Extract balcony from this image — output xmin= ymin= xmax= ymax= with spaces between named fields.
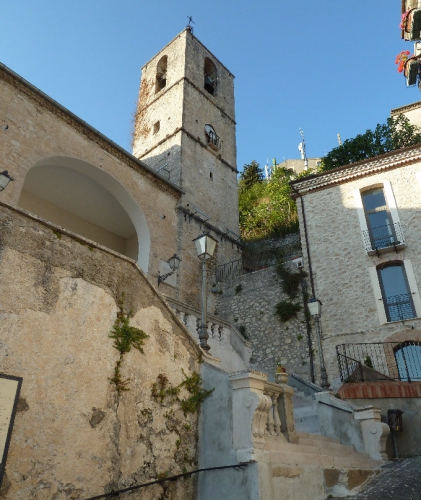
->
xmin=362 ymin=221 xmax=406 ymax=255
xmin=386 ymin=293 xmax=416 ymax=322
xmin=206 ymin=129 xmax=220 ymax=150
xmin=336 ymin=341 xmax=421 ymax=383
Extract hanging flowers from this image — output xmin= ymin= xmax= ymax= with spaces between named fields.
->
xmin=399 ymin=11 xmax=410 ymax=31
xmin=395 ymin=50 xmax=411 ymax=72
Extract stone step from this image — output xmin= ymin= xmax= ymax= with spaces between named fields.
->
xmin=268 ymin=449 xmax=383 ymax=469
xmin=297 ymin=432 xmax=341 ymax=444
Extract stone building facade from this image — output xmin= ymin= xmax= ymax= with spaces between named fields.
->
xmin=0 ymin=27 xmax=390 ymax=499
xmin=0 ymin=30 xmax=249 ymax=499
xmin=291 ymin=144 xmax=421 ymax=455
xmin=132 ymin=29 xmax=241 ymax=309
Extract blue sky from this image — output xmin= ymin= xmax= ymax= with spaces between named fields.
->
xmin=1 ymin=1 xmax=417 ymax=172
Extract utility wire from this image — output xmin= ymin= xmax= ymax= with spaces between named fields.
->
xmin=84 ymin=462 xmax=250 ymax=500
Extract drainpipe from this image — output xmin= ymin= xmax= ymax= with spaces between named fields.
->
xmin=291 ymin=184 xmax=316 ymax=383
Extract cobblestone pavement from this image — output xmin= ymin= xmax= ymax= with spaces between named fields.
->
xmin=328 ymin=456 xmax=421 ymax=500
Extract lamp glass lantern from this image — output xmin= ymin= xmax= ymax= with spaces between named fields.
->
xmin=0 ymin=171 xmax=13 ymax=191
xmin=193 ymin=232 xmax=218 ymax=260
xmin=307 ymin=298 xmax=322 ymax=318
xmin=168 ymin=254 xmax=181 ymax=271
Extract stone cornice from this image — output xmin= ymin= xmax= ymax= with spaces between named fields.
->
xmin=0 ymin=63 xmax=183 ymax=198
xmin=290 ymin=144 xmax=421 ymax=196
xmin=391 ymin=100 xmax=421 ymax=115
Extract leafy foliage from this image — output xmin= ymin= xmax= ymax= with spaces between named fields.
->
xmin=151 ymin=370 xmax=214 ymax=416
xmin=321 ymin=115 xmax=421 ymax=172
xmin=109 ymin=297 xmax=149 ymax=393
xmin=239 ymin=163 xmax=308 ymax=241
xmin=275 ymin=260 xmax=307 ymax=323
xmin=275 ymin=301 xmax=301 ymax=322
xmin=276 ymin=260 xmax=307 ymax=299
xmin=239 ymin=160 xmax=264 ymax=189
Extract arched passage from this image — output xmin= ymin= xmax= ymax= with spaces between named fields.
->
xmin=18 ymin=156 xmax=150 ymax=271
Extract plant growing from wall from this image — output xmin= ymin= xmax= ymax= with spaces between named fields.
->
xmin=274 ymin=260 xmax=307 ymax=322
xmin=275 ymin=300 xmax=301 ymax=322
xmin=109 ymin=296 xmax=149 ymax=393
xmin=151 ymin=370 xmax=214 ymax=416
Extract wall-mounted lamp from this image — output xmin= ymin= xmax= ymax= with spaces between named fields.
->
xmin=307 ymin=297 xmax=322 ymax=318
xmin=158 ymin=254 xmax=181 ymax=286
xmin=193 ymin=231 xmax=218 ymax=351
xmin=0 ymin=171 xmax=14 ymax=191
xmin=307 ymin=297 xmax=329 ymax=390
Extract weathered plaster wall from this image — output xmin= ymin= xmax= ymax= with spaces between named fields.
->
xmin=296 ymin=157 xmax=421 ymax=382
xmin=346 ymin=397 xmax=421 ymax=458
xmin=0 ymin=205 xmax=201 ymax=499
xmin=0 ymin=64 xmax=181 ymax=282
xmin=216 ymin=266 xmax=313 ymax=381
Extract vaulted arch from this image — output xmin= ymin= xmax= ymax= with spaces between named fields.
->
xmin=18 ymin=156 xmax=150 ymax=271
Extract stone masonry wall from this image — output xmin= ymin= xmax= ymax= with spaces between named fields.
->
xmin=296 ymin=155 xmax=421 ymax=383
xmin=0 ymin=204 xmax=202 ymax=500
xmin=215 ymin=265 xmax=313 ymax=382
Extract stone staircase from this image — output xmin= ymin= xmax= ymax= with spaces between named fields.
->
xmin=264 ymin=432 xmax=383 ymax=469
xmin=292 ymin=388 xmax=321 ymax=434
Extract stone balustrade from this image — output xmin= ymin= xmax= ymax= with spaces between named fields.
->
xmin=230 ymin=370 xmax=299 ymax=459
xmin=164 ymin=295 xmax=252 ymax=372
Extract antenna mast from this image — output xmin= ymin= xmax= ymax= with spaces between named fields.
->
xmin=337 ymin=133 xmax=342 ymax=146
xmin=298 ymin=128 xmax=308 ymax=171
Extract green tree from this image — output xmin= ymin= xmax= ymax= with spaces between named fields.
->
xmin=238 ymin=164 xmax=310 ymax=241
xmin=240 ymin=160 xmax=264 ymax=189
xmin=321 ymin=115 xmax=421 ymax=171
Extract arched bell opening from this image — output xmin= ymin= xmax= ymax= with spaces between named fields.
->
xmin=155 ymin=55 xmax=168 ymax=94
xmin=18 ymin=157 xmax=150 ymax=272
xmin=204 ymin=57 xmax=217 ymax=96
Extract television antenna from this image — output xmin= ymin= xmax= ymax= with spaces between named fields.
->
xmin=298 ymin=128 xmax=308 ymax=171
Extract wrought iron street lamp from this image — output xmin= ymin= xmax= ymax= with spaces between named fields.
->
xmin=158 ymin=254 xmax=181 ymax=286
xmin=307 ymin=297 xmax=329 ymax=390
xmin=0 ymin=171 xmax=13 ymax=191
xmin=193 ymin=231 xmax=218 ymax=351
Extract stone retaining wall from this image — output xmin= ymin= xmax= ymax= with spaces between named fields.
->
xmin=215 ymin=266 xmax=313 ymax=381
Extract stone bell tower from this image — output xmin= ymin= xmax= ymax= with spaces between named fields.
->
xmin=132 ymin=29 xmax=240 ymax=302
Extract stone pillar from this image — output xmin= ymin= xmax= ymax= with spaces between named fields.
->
xmin=278 ymin=384 xmax=299 ymax=443
xmin=354 ymin=406 xmax=390 ymax=461
xmin=230 ymin=370 xmax=272 ymax=452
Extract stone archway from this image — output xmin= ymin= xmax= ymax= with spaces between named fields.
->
xmin=18 ymin=156 xmax=150 ymax=271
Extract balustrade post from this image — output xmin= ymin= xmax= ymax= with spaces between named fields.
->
xmin=272 ymin=393 xmax=281 ymax=435
xmin=278 ymin=385 xmax=299 ymax=443
xmin=265 ymin=390 xmax=275 ymax=435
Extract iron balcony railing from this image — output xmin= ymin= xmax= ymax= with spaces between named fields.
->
xmin=215 ymin=241 xmax=302 ymax=283
xmin=362 ymin=221 xmax=405 ymax=254
xmin=336 ymin=341 xmax=421 ymax=383
xmin=206 ymin=130 xmax=220 ymax=148
xmin=386 ymin=293 xmax=416 ymax=322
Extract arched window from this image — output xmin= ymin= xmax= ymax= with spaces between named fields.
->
xmin=204 ymin=58 xmax=217 ymax=95
xmin=155 ymin=55 xmax=168 ymax=94
xmin=394 ymin=341 xmax=421 ymax=381
xmin=377 ymin=263 xmax=416 ymax=322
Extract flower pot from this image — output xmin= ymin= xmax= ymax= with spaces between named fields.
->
xmin=403 ymin=8 xmax=421 ymax=41
xmin=275 ymin=371 xmax=288 ymax=385
xmin=405 ymin=57 xmax=420 ymax=86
